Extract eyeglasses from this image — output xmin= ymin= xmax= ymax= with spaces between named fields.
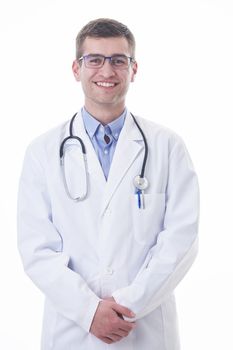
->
xmin=79 ymin=54 xmax=135 ymax=69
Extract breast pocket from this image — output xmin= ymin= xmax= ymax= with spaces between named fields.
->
xmin=131 ymin=193 xmax=165 ymax=246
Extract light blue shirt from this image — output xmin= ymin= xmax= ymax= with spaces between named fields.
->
xmin=82 ymin=107 xmax=126 ymax=179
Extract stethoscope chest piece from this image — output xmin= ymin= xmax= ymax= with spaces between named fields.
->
xmin=134 ymin=175 xmax=149 ymax=190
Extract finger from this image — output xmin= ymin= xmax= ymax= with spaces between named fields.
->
xmin=116 ymin=311 xmax=124 ymax=319
xmin=99 ymin=336 xmax=114 ymax=344
xmin=114 ymin=328 xmax=129 ymax=337
xmin=111 ymin=303 xmax=135 ymax=318
xmin=107 ymin=333 xmax=123 ymax=342
xmin=118 ymin=319 xmax=137 ymax=332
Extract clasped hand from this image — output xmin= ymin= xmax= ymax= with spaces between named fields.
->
xmin=90 ymin=297 xmax=136 ymax=344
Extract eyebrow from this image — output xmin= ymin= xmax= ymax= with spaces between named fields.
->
xmin=83 ymin=53 xmax=129 ymax=56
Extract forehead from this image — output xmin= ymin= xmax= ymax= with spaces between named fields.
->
xmin=81 ymin=37 xmax=131 ymax=55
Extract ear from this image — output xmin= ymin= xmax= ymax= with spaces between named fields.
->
xmin=130 ymin=61 xmax=138 ymax=82
xmin=72 ymin=60 xmax=81 ymax=81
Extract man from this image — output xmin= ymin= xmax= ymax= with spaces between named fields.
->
xmin=18 ymin=18 xmax=199 ymax=350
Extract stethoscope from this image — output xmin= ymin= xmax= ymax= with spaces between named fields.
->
xmin=60 ymin=112 xmax=149 ymax=209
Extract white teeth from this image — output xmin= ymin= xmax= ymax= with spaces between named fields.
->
xmin=96 ymin=82 xmax=115 ymax=87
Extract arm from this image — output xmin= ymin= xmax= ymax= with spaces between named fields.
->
xmin=17 ymin=145 xmax=100 ymax=332
xmin=112 ymin=137 xmax=199 ymax=319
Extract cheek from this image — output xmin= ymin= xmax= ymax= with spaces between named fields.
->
xmin=122 ymin=70 xmax=135 ymax=84
xmin=80 ymin=75 xmax=96 ymax=94
xmin=125 ymin=74 xmax=134 ymax=86
xmin=80 ymin=72 xmax=92 ymax=87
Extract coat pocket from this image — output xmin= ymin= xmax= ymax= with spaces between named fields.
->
xmin=131 ymin=193 xmax=165 ymax=245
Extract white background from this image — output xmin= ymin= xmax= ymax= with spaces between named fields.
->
xmin=0 ymin=0 xmax=232 ymax=348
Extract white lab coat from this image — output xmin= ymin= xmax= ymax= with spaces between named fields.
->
xmin=17 ymin=109 xmax=199 ymax=350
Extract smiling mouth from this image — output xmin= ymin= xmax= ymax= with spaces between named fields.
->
xmin=95 ymin=82 xmax=118 ymax=87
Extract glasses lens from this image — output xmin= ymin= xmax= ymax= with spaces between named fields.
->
xmin=85 ymin=55 xmax=104 ymax=68
xmin=111 ymin=55 xmax=130 ymax=68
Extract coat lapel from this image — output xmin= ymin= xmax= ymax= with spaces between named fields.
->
xmin=100 ymin=111 xmax=144 ymax=215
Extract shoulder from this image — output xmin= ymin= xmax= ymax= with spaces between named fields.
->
xmin=24 ymin=120 xmax=69 ymax=161
xmin=134 ymin=115 xmax=185 ymax=151
xmin=135 ymin=115 xmax=196 ymax=171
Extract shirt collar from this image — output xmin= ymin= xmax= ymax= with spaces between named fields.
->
xmin=81 ymin=107 xmax=100 ymax=139
xmin=81 ymin=107 xmax=126 ymax=141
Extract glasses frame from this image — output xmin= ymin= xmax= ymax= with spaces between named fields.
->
xmin=78 ymin=54 xmax=135 ymax=69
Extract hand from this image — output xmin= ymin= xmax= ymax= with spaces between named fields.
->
xmin=104 ymin=297 xmax=124 ymax=319
xmin=90 ymin=299 xmax=136 ymax=344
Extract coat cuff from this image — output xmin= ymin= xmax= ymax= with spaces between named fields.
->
xmin=82 ymin=297 xmax=101 ymax=332
xmin=112 ymin=288 xmax=138 ymax=321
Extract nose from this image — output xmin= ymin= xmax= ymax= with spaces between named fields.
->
xmin=99 ymin=58 xmax=116 ymax=77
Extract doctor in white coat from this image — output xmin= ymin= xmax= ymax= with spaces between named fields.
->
xmin=17 ymin=18 xmax=199 ymax=350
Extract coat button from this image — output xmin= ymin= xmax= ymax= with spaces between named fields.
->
xmin=106 ymin=267 xmax=114 ymax=275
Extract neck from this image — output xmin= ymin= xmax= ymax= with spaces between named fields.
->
xmin=84 ymin=102 xmax=126 ymax=125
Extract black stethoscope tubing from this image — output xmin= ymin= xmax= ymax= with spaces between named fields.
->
xmin=130 ymin=113 xmax=148 ymax=179
xmin=59 ymin=113 xmax=86 ymax=158
xmin=59 ymin=111 xmax=148 ymax=183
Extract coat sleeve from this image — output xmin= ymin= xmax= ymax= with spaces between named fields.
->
xmin=17 ymin=144 xmax=100 ymax=332
xmin=112 ymin=136 xmax=199 ymax=320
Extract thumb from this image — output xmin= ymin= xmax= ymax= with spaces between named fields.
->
xmin=111 ymin=302 xmax=135 ymax=318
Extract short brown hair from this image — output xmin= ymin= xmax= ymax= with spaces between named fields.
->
xmin=75 ymin=18 xmax=136 ymax=60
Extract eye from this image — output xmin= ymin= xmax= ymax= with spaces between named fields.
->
xmin=87 ymin=55 xmax=103 ymax=66
xmin=112 ymin=56 xmax=128 ymax=66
